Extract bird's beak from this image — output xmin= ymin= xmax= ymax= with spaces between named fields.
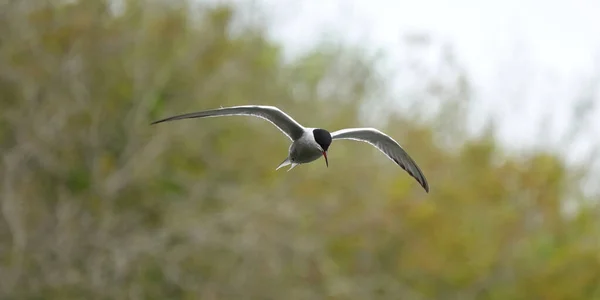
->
xmin=322 ymin=151 xmax=328 ymax=168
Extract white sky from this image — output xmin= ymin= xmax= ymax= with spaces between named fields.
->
xmin=254 ymin=0 xmax=600 ymax=165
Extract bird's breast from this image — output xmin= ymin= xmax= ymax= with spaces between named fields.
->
xmin=289 ymin=139 xmax=323 ymax=163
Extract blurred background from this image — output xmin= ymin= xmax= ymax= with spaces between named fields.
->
xmin=1 ymin=0 xmax=599 ymax=298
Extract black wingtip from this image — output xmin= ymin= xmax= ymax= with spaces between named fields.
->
xmin=150 ymin=118 xmax=169 ymax=125
xmin=393 ymin=158 xmax=429 ymax=193
xmin=418 ymin=178 xmax=429 ymax=193
xmin=420 ymin=176 xmax=430 ymax=193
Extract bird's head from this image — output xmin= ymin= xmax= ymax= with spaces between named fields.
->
xmin=313 ymin=128 xmax=332 ymax=167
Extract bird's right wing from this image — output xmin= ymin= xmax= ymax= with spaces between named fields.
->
xmin=331 ymin=128 xmax=429 ymax=192
xmin=151 ymin=105 xmax=306 ymax=141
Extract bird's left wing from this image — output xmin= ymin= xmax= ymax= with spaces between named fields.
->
xmin=151 ymin=105 xmax=306 ymax=141
xmin=331 ymin=128 xmax=429 ymax=192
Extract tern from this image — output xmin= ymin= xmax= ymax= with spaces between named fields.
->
xmin=151 ymin=105 xmax=429 ymax=192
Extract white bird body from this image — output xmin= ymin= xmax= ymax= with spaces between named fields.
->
xmin=277 ymin=128 xmax=324 ymax=171
xmin=151 ymin=105 xmax=429 ymax=192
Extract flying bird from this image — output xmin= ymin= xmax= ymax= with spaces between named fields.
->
xmin=151 ymin=105 xmax=429 ymax=192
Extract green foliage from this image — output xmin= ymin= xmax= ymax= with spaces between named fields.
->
xmin=0 ymin=0 xmax=599 ymax=299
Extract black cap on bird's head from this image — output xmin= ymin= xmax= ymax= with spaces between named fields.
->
xmin=312 ymin=128 xmax=332 ymax=167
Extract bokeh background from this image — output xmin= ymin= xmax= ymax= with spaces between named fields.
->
xmin=1 ymin=0 xmax=600 ymax=299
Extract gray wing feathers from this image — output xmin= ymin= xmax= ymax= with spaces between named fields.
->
xmin=151 ymin=105 xmax=305 ymax=141
xmin=331 ymin=128 xmax=429 ymax=192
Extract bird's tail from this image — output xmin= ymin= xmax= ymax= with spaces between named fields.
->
xmin=276 ymin=157 xmax=298 ymax=172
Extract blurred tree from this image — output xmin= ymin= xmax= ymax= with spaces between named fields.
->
xmin=0 ymin=0 xmax=599 ymax=299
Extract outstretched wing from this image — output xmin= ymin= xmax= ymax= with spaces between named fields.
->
xmin=151 ymin=105 xmax=306 ymax=141
xmin=331 ymin=128 xmax=429 ymax=192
